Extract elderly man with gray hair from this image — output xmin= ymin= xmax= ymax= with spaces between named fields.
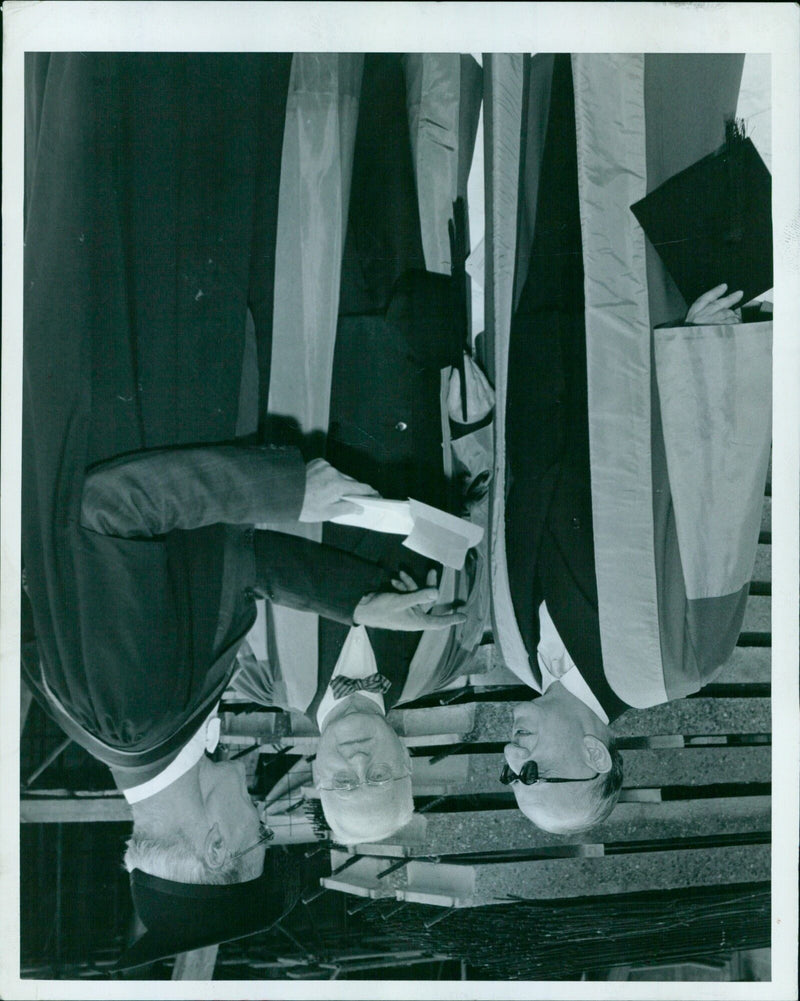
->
xmin=232 ymin=360 xmax=494 ymax=845
xmin=232 ymin=51 xmax=492 ymax=846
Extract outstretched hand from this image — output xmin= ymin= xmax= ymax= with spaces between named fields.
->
xmin=353 ymin=570 xmax=467 ymax=632
xmin=685 ymin=284 xmax=743 ymax=326
xmin=299 ymin=459 xmax=379 ymax=523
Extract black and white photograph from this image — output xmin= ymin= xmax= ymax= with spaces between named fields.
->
xmin=2 ymin=3 xmax=798 ymax=998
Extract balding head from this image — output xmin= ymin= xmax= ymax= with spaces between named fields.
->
xmin=319 ymin=776 xmax=414 ymax=845
xmin=504 ymin=685 xmax=623 ymax=835
xmin=313 ymin=696 xmax=414 ymax=845
xmin=511 ymin=746 xmax=624 ymax=834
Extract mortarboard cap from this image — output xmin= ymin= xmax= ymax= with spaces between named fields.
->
xmin=631 ymin=135 xmax=772 ymax=308
xmin=114 ymin=856 xmax=304 ymax=972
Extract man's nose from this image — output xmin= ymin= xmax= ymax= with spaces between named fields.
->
xmin=343 ymin=753 xmax=370 ymax=780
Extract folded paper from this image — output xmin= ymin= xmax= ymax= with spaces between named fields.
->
xmin=330 ymin=496 xmax=415 ymax=535
xmin=331 ymin=496 xmax=484 ymax=570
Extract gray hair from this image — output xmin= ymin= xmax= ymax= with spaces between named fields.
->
xmin=562 ymin=741 xmax=624 ymax=834
xmin=123 ymin=828 xmax=245 ymax=884
xmin=515 ymin=742 xmax=624 ymax=836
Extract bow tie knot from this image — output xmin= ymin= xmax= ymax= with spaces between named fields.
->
xmin=330 ymin=673 xmax=392 ymax=699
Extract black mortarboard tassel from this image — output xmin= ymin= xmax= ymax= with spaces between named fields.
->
xmin=631 ymin=124 xmax=772 ymax=307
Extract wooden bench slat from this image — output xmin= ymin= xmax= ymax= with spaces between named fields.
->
xmin=398 ymin=845 xmax=770 ymax=906
xmin=350 ymin=797 xmax=771 ymax=856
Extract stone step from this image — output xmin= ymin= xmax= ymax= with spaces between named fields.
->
xmin=347 ymin=796 xmax=771 ymax=857
xmin=742 ymin=595 xmax=770 ymax=633
xmin=714 ymin=646 xmax=770 ymax=684
xmin=395 ymin=844 xmax=771 ymax=907
xmin=752 ymin=543 xmax=771 ymax=583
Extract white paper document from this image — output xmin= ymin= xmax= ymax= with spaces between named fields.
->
xmin=331 ymin=496 xmax=484 ymax=570
xmin=330 ymin=496 xmax=415 ymax=535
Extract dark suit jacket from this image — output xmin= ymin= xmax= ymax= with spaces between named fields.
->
xmin=68 ymin=444 xmax=388 ymax=790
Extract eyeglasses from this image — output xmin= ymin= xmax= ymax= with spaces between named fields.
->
xmin=499 ymin=761 xmax=599 ymax=786
xmin=228 ymin=820 xmax=274 ymax=862
xmin=317 ymin=764 xmax=412 ymax=793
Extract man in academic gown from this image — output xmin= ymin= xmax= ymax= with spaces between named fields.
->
xmin=494 ymin=54 xmax=771 ymax=834
xmin=21 ymin=52 xmax=462 ymax=895
xmin=229 ymin=54 xmax=492 ymax=845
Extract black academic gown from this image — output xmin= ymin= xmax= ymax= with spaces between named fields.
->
xmin=504 ymin=55 xmax=629 ymax=721
xmin=504 ymin=54 xmax=747 ymax=722
xmin=21 ymin=53 xmax=295 ymax=767
xmin=315 ymin=54 xmax=463 ymax=717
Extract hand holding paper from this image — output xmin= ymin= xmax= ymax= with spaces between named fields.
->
xmin=353 ymin=570 xmax=466 ymax=632
xmin=299 ymin=459 xmax=379 ymax=523
xmin=331 ymin=496 xmax=484 ymax=569
xmin=328 ymin=496 xmax=415 ymax=535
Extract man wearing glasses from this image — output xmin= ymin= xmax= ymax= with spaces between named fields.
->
xmin=499 ymin=628 xmax=623 ymax=836
xmin=499 ymin=54 xmax=770 ymax=837
xmin=311 ymin=623 xmax=416 ymax=845
xmin=22 ymin=52 xmax=467 ymax=904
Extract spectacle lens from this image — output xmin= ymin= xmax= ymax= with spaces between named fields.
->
xmin=499 ymin=761 xmax=540 ymax=785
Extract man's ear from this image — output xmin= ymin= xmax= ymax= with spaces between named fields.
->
xmin=203 ymin=822 xmax=227 ymax=869
xmin=582 ymin=734 xmax=612 ymax=774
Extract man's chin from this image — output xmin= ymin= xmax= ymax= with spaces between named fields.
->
xmin=239 ymin=847 xmax=267 ymax=882
xmin=512 ymin=702 xmax=540 ymax=732
xmin=514 ymin=796 xmax=560 ymax=833
xmin=328 ymin=711 xmax=387 ymax=743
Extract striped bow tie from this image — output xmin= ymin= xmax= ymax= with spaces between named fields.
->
xmin=330 ymin=673 xmax=392 ymax=699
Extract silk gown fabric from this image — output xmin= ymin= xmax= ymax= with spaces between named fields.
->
xmin=318 ymin=54 xmax=459 ymax=720
xmin=258 ymin=53 xmax=365 ymax=712
xmin=489 ymin=53 xmax=769 ymax=710
xmin=22 ymin=54 xmax=292 ymax=758
xmin=251 ymin=54 xmax=482 ymax=709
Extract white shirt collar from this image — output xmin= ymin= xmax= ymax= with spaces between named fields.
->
xmin=316 ymin=625 xmax=385 ymax=730
xmin=537 ymin=601 xmax=609 ymax=725
xmin=122 ymin=708 xmax=221 ymax=804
